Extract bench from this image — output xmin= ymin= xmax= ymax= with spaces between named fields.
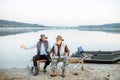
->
xmin=37 ymin=60 xmax=47 ymax=71
xmin=37 ymin=58 xmax=85 ymax=71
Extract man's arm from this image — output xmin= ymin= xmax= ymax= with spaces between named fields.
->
xmin=21 ymin=43 xmax=37 ymax=49
xmin=50 ymin=46 xmax=54 ymax=57
xmin=65 ymin=45 xmax=70 ymax=56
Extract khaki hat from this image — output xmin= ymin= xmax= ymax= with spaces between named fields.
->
xmin=56 ymin=35 xmax=64 ymax=41
xmin=40 ymin=34 xmax=48 ymax=39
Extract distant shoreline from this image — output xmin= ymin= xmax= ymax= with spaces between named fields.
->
xmin=0 ymin=27 xmax=120 ymax=30
xmin=0 ymin=20 xmax=120 ymax=36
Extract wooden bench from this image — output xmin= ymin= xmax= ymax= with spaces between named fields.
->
xmin=37 ymin=57 xmax=85 ymax=71
xmin=37 ymin=60 xmax=47 ymax=71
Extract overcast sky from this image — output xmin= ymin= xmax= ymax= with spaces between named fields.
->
xmin=0 ymin=0 xmax=120 ymax=26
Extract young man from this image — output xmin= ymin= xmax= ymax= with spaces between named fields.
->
xmin=21 ymin=34 xmax=51 ymax=76
xmin=50 ymin=35 xmax=70 ymax=77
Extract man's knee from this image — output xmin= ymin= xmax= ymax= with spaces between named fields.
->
xmin=46 ymin=59 xmax=51 ymax=65
xmin=33 ymin=55 xmax=39 ymax=61
xmin=46 ymin=55 xmax=52 ymax=62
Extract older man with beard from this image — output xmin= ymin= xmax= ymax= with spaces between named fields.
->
xmin=50 ymin=35 xmax=70 ymax=77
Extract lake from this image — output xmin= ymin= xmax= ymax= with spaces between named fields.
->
xmin=0 ymin=29 xmax=120 ymax=68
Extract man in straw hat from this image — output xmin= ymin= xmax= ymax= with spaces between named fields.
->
xmin=21 ymin=34 xmax=51 ymax=76
xmin=50 ymin=35 xmax=70 ymax=77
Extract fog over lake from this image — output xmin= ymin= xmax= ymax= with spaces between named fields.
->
xmin=0 ymin=29 xmax=120 ymax=68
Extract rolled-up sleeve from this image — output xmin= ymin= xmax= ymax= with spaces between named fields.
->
xmin=50 ymin=46 xmax=54 ymax=56
xmin=25 ymin=43 xmax=37 ymax=49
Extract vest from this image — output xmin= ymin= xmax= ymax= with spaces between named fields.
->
xmin=53 ymin=43 xmax=66 ymax=56
xmin=37 ymin=40 xmax=48 ymax=55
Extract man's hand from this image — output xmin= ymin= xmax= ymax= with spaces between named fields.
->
xmin=50 ymin=53 xmax=53 ymax=58
xmin=47 ymin=49 xmax=50 ymax=53
xmin=20 ymin=44 xmax=26 ymax=49
xmin=65 ymin=53 xmax=69 ymax=56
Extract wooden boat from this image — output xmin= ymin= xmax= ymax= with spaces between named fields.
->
xmin=70 ymin=50 xmax=120 ymax=63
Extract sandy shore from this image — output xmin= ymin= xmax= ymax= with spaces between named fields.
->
xmin=0 ymin=62 xmax=120 ymax=80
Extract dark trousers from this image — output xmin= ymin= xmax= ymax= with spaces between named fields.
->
xmin=33 ymin=55 xmax=51 ymax=69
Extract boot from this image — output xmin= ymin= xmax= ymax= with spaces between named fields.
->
xmin=43 ymin=68 xmax=47 ymax=73
xmin=50 ymin=70 xmax=58 ymax=77
xmin=33 ymin=66 xmax=39 ymax=76
xmin=31 ymin=66 xmax=34 ymax=74
xmin=61 ymin=69 xmax=66 ymax=77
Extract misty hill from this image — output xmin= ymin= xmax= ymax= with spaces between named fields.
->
xmin=0 ymin=20 xmax=46 ymax=28
xmin=0 ymin=20 xmax=120 ymax=35
xmin=77 ymin=23 xmax=120 ymax=29
xmin=0 ymin=20 xmax=120 ymax=29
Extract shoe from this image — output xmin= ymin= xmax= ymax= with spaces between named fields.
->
xmin=31 ymin=66 xmax=34 ymax=74
xmin=33 ymin=66 xmax=39 ymax=76
xmin=50 ymin=70 xmax=58 ymax=77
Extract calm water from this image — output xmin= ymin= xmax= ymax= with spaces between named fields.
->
xmin=0 ymin=29 xmax=120 ymax=68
